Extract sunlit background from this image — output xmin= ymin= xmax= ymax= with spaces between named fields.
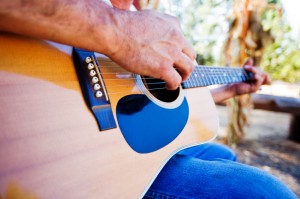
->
xmin=158 ymin=0 xmax=300 ymax=89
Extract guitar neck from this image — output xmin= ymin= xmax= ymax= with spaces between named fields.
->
xmin=182 ymin=65 xmax=253 ymax=89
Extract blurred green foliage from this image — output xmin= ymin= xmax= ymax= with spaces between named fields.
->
xmin=160 ymin=0 xmax=300 ymax=83
xmin=160 ymin=0 xmax=232 ymax=66
xmin=261 ymin=6 xmax=300 ymax=83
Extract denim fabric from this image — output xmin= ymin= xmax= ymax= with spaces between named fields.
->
xmin=143 ymin=143 xmax=297 ymax=199
xmin=177 ymin=143 xmax=237 ymax=161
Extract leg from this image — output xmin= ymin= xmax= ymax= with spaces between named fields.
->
xmin=143 ymin=143 xmax=297 ymax=199
xmin=178 ymin=142 xmax=237 ymax=161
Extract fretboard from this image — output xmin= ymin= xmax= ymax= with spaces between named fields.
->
xmin=182 ymin=65 xmax=253 ymax=89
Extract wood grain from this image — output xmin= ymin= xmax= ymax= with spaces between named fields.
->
xmin=0 ymin=32 xmax=218 ymax=199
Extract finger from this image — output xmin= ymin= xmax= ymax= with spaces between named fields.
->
xmin=262 ymin=73 xmax=271 ymax=85
xmin=262 ymin=72 xmax=271 ymax=84
xmin=161 ymin=67 xmax=182 ymax=90
xmin=243 ymin=65 xmax=257 ymax=72
xmin=174 ymin=53 xmax=195 ymax=81
xmin=244 ymin=65 xmax=257 ymax=81
xmin=254 ymin=73 xmax=265 ymax=86
xmin=243 ymin=57 xmax=254 ymax=66
xmin=182 ymin=42 xmax=196 ymax=60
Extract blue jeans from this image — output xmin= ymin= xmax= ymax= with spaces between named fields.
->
xmin=143 ymin=143 xmax=297 ymax=199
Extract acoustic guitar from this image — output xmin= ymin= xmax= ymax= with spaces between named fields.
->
xmin=0 ymin=32 xmax=251 ymax=199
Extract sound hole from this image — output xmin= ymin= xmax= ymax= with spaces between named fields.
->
xmin=142 ymin=76 xmax=180 ymax=103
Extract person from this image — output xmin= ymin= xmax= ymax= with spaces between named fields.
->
xmin=0 ymin=0 xmax=297 ymax=198
xmin=0 ymin=0 xmax=195 ymax=90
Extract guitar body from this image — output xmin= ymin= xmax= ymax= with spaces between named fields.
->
xmin=0 ymin=32 xmax=218 ymax=199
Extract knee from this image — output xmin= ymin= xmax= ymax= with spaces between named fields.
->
xmin=178 ymin=142 xmax=237 ymax=161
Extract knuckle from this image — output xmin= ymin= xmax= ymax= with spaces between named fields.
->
xmin=159 ymin=60 xmax=173 ymax=71
xmin=188 ymin=60 xmax=195 ymax=72
xmin=168 ymin=28 xmax=182 ymax=39
xmin=168 ymin=15 xmax=180 ymax=24
xmin=183 ymin=56 xmax=194 ymax=72
xmin=190 ymin=51 xmax=197 ymax=60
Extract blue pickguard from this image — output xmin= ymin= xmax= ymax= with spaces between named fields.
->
xmin=116 ymin=94 xmax=189 ymax=153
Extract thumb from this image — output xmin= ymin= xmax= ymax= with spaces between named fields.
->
xmin=243 ymin=57 xmax=254 ymax=66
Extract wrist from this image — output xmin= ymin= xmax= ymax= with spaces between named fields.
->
xmin=225 ymin=84 xmax=238 ymax=98
xmin=210 ymin=84 xmax=236 ymax=103
xmin=93 ymin=4 xmax=131 ymax=58
xmin=83 ymin=1 xmax=121 ymax=56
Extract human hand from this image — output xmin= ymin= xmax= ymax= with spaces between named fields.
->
xmin=110 ymin=0 xmax=133 ymax=10
xmin=105 ymin=9 xmax=196 ymax=90
xmin=230 ymin=58 xmax=271 ymax=96
xmin=210 ymin=58 xmax=271 ymax=103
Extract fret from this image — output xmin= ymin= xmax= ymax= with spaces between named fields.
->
xmin=242 ymin=69 xmax=251 ymax=80
xmin=190 ymin=72 xmax=196 ymax=87
xmin=232 ymin=68 xmax=241 ymax=82
xmin=220 ymin=69 xmax=227 ymax=84
xmin=232 ymin=69 xmax=239 ymax=82
xmin=234 ymin=69 xmax=243 ymax=82
xmin=239 ymin=70 xmax=245 ymax=81
xmin=212 ymin=69 xmax=219 ymax=84
xmin=191 ymin=71 xmax=197 ymax=87
xmin=210 ymin=68 xmax=217 ymax=84
xmin=202 ymin=73 xmax=209 ymax=86
xmin=198 ymin=67 xmax=208 ymax=86
xmin=207 ymin=68 xmax=214 ymax=85
xmin=225 ymin=73 xmax=231 ymax=84
xmin=214 ymin=76 xmax=220 ymax=85
xmin=194 ymin=69 xmax=204 ymax=86
xmin=239 ymin=68 xmax=246 ymax=81
xmin=220 ymin=73 xmax=226 ymax=84
xmin=229 ymin=68 xmax=235 ymax=81
xmin=182 ymin=65 xmax=252 ymax=89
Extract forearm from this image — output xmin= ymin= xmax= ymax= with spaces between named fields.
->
xmin=0 ymin=0 xmax=119 ymax=55
xmin=210 ymin=85 xmax=236 ymax=104
xmin=0 ymin=0 xmax=195 ymax=90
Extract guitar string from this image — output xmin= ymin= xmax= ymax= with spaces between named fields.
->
xmin=92 ymin=75 xmax=246 ymax=85
xmin=94 ymin=72 xmax=249 ymax=84
xmin=97 ymin=66 xmax=247 ymax=74
xmin=93 ymin=74 xmax=249 ymax=88
xmin=97 ymin=68 xmax=247 ymax=76
xmin=102 ymin=74 xmax=248 ymax=96
xmin=89 ymin=65 xmax=249 ymax=94
xmin=96 ymin=67 xmax=248 ymax=80
xmin=101 ymin=87 xmax=168 ymax=96
xmin=97 ymin=76 xmax=246 ymax=95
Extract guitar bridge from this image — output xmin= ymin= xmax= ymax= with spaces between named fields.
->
xmin=72 ymin=48 xmax=117 ymax=131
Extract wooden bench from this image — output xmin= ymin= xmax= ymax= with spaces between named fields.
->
xmin=252 ymin=94 xmax=300 ymax=142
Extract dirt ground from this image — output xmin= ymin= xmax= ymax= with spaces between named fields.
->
xmin=216 ymin=105 xmax=300 ymax=197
